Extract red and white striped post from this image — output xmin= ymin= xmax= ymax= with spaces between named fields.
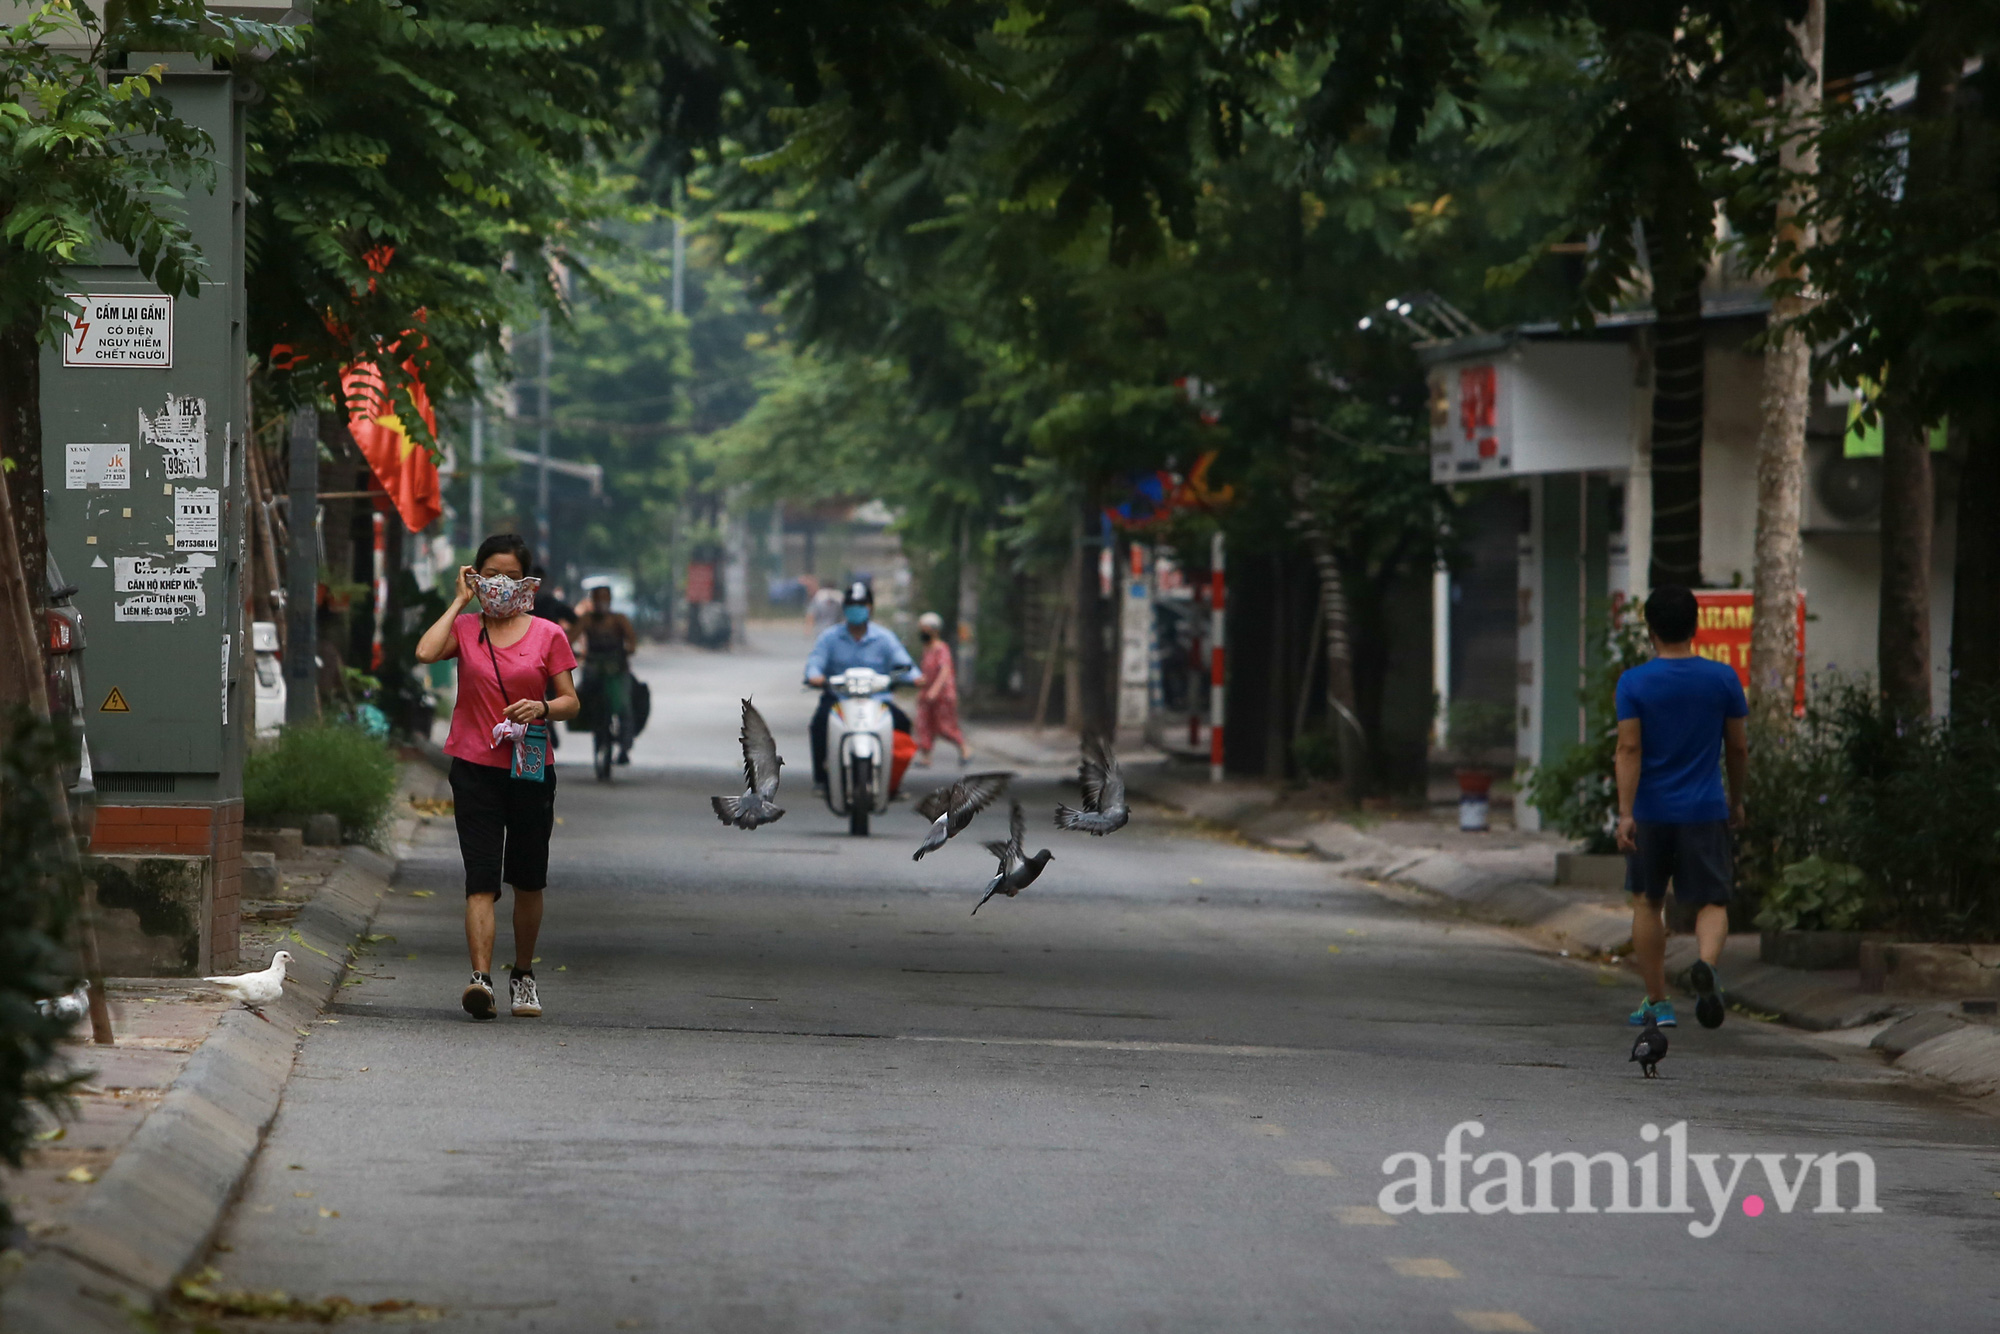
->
xmin=1208 ymin=530 xmax=1225 ymax=783
xmin=1188 ymin=587 xmax=1203 ymax=748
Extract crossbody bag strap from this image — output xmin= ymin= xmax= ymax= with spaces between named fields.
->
xmin=481 ymin=621 xmax=544 ymax=721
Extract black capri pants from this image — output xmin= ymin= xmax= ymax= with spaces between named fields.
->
xmin=449 ymin=757 xmax=558 ymax=897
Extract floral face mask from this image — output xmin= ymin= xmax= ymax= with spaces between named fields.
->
xmin=474 ymin=573 xmax=539 ymax=617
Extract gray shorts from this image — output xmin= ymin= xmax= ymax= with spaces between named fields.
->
xmin=1625 ymin=820 xmax=1733 ymax=906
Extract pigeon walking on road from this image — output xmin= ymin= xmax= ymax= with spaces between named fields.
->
xmin=34 ymin=982 xmax=89 ymax=1022
xmin=912 ymin=771 xmax=1013 ymax=861
xmin=711 ymin=698 xmax=786 ymax=829
xmin=1054 ymin=734 xmax=1128 ymax=836
xmin=972 ymin=801 xmax=1054 ymax=914
xmin=204 ymin=951 xmax=292 ymax=1022
xmin=1630 ymin=1018 xmax=1669 ymax=1078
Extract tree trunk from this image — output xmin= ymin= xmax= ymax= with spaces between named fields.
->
xmin=1646 ymin=264 xmax=1706 ymax=589
xmin=1072 ymin=491 xmax=1114 ymax=738
xmin=1290 ymin=465 xmax=1365 ymax=794
xmin=1881 ymin=27 xmax=1967 ymax=719
xmin=1951 ymin=409 xmax=2000 ymax=720
xmin=1878 ymin=400 xmax=1934 ymax=717
xmin=0 ymin=319 xmax=46 ymax=622
xmin=1748 ymin=0 xmax=1823 ymax=725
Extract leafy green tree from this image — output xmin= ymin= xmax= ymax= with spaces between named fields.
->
xmin=1 ymin=0 xmax=287 ymax=600
xmin=246 ymin=0 xmax=627 ymax=426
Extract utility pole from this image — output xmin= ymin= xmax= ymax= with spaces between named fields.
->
xmin=536 ymin=313 xmax=552 ymax=563
xmin=469 ymin=395 xmax=485 ymax=545
xmin=285 ymin=408 xmax=320 ymax=724
xmin=671 ymin=213 xmax=686 ymax=317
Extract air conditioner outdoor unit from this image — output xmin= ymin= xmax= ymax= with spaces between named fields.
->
xmin=1801 ymin=436 xmax=1880 ymax=534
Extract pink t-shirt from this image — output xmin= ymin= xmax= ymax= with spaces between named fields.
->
xmin=442 ymin=614 xmax=577 ymax=768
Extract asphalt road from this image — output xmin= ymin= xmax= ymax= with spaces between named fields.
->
xmin=204 ymin=626 xmax=2000 ymax=1333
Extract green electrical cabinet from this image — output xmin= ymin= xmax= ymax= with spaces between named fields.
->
xmin=40 ymin=55 xmax=250 ymax=804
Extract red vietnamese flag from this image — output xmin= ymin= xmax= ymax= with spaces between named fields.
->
xmin=340 ymin=355 xmax=443 ymax=532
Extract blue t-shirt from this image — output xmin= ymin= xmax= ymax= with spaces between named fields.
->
xmin=1613 ymin=656 xmax=1748 ymax=823
xmin=803 ymin=622 xmax=920 ymax=701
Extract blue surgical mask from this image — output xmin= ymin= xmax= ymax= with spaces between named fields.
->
xmin=844 ymin=605 xmax=869 ymax=627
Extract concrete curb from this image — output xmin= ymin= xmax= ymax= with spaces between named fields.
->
xmin=0 ymin=847 xmax=394 ymax=1333
xmin=1126 ymin=771 xmax=1635 ymax=958
xmin=1126 ymin=767 xmax=2000 ymax=1104
xmin=1875 ymin=1017 xmax=2000 ymax=1100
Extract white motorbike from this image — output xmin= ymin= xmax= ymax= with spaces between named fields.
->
xmin=821 ymin=667 xmax=898 ymax=836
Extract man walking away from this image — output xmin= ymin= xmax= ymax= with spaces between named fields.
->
xmin=1616 ymin=585 xmax=1748 ymax=1031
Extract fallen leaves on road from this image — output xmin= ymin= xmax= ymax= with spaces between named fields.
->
xmin=409 ymin=796 xmax=454 ymax=817
xmin=174 ymin=1270 xmax=441 ymax=1323
xmin=409 ymin=890 xmax=435 ymax=898
xmin=286 ymin=928 xmax=332 ymax=958
xmin=62 ymin=1166 xmax=95 ymax=1184
xmin=293 ymin=1189 xmax=314 ymax=1198
xmin=318 ymin=1206 xmax=339 ymax=1218
xmin=34 ymin=1126 xmax=64 ymax=1142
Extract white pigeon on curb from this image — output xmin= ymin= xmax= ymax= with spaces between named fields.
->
xmin=35 ymin=982 xmax=90 ymax=1022
xmin=204 ymin=950 xmax=292 ymax=1022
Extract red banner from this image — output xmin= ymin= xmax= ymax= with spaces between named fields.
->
xmin=684 ymin=562 xmax=716 ymax=605
xmin=1692 ymin=590 xmax=1806 ymax=715
xmin=339 ymin=356 xmax=443 ymax=533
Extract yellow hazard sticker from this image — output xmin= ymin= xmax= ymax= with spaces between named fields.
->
xmin=100 ymin=686 xmax=130 ymax=713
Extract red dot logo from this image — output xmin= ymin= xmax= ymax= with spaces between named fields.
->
xmin=1742 ymin=1194 xmax=1766 ymax=1218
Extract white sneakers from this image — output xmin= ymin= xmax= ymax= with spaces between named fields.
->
xmin=509 ymin=970 xmax=542 ymax=1018
xmin=462 ymin=972 xmax=496 ymax=1021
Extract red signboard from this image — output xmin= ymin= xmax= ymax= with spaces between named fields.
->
xmin=1692 ymin=590 xmax=1806 ymax=715
xmin=684 ymin=561 xmax=716 ymax=606
xmin=1459 ymin=364 xmax=1498 ymax=458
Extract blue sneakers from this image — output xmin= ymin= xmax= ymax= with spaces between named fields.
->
xmin=1628 ymin=998 xmax=1677 ymax=1028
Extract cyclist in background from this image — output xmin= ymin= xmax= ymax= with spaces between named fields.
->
xmin=575 ymin=580 xmax=638 ymax=768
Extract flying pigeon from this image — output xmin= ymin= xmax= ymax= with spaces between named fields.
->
xmin=1054 ymin=733 xmax=1128 ymax=835
xmin=35 ymin=983 xmax=89 ymax=1022
xmin=1630 ymin=1018 xmax=1669 ymax=1078
xmin=912 ymin=771 xmax=1013 ymax=861
xmin=204 ymin=950 xmax=292 ymax=1022
xmin=711 ymin=698 xmax=786 ymax=829
xmin=972 ymin=801 xmax=1054 ymax=914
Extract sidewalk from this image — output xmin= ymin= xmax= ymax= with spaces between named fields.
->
xmin=0 ymin=759 xmax=447 ymax=1333
xmin=970 ymin=720 xmax=2000 ymax=1109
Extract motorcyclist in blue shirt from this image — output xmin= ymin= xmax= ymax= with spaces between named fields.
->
xmin=804 ymin=581 xmax=921 ymax=796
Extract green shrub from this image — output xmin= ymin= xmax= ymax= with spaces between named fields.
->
xmin=244 ymin=723 xmax=399 ymax=845
xmin=0 ymin=709 xmax=87 ymax=1235
xmin=1753 ymin=856 xmax=1870 ymax=932
xmin=1446 ymin=698 xmax=1514 ymax=755
xmin=1738 ymin=678 xmax=2000 ymax=941
xmin=1521 ymin=612 xmax=1650 ymax=853
xmin=1291 ymin=727 xmax=1341 ymax=782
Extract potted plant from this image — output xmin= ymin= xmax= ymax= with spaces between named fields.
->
xmin=1444 ymin=698 xmax=1515 ymax=832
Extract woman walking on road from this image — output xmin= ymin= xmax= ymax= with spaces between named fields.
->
xmin=913 ymin=612 xmax=971 ymax=768
xmin=415 ymin=534 xmax=580 ymax=1021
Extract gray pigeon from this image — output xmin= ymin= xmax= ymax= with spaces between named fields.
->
xmin=710 ymin=699 xmax=785 ymax=829
xmin=1054 ymin=733 xmax=1128 ymax=835
xmin=972 ymin=801 xmax=1054 ymax=914
xmin=1630 ymin=1019 xmax=1668 ymax=1078
xmin=912 ymin=771 xmax=1013 ymax=861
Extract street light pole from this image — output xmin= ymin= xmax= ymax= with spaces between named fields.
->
xmin=469 ymin=396 xmax=484 ymax=545
xmin=536 ymin=313 xmax=552 ymax=562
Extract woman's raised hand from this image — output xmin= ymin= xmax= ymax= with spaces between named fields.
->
xmin=454 ymin=566 xmax=478 ymax=608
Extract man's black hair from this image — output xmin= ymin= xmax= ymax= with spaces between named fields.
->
xmin=1645 ymin=585 xmax=1699 ymax=644
xmin=474 ymin=533 xmax=535 ymax=573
